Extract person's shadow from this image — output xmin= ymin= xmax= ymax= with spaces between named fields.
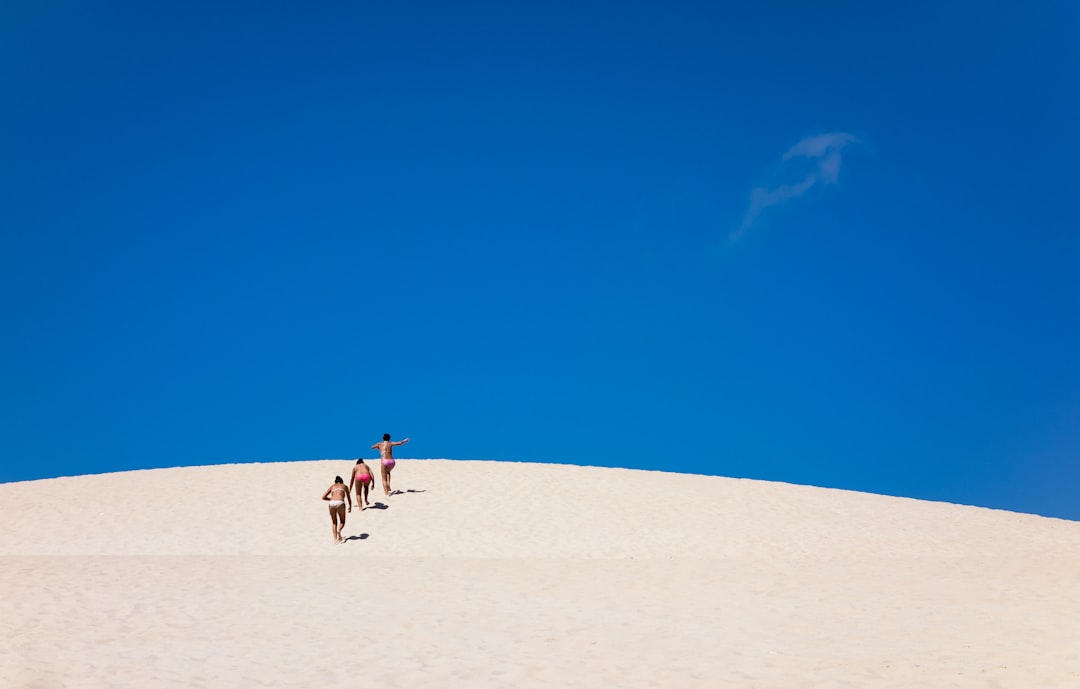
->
xmin=389 ymin=489 xmax=428 ymax=496
xmin=365 ymin=502 xmax=388 ymax=510
xmin=343 ymin=533 xmax=369 ymax=542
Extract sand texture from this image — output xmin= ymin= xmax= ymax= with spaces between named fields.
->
xmin=3 ymin=459 xmax=1080 ymax=688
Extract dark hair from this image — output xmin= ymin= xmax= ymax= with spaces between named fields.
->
xmin=383 ymin=433 xmax=391 ymax=441
xmin=334 ymin=476 xmax=344 ymax=484
xmin=356 ymin=458 xmax=365 ymax=465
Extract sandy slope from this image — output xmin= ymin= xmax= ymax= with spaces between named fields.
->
xmin=2 ymin=459 xmax=1079 ymax=688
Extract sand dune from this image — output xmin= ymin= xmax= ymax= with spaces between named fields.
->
xmin=3 ymin=459 xmax=1079 ymax=688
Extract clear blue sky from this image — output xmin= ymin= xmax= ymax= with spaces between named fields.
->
xmin=2 ymin=1 xmax=1078 ymax=519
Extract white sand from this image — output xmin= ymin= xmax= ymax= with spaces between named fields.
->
xmin=2 ymin=459 xmax=1079 ymax=688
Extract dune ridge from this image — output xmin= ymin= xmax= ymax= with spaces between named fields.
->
xmin=3 ymin=459 xmax=1079 ymax=688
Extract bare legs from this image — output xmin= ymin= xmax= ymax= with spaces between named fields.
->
xmin=352 ymin=476 xmax=365 ymax=510
xmin=381 ymin=464 xmax=392 ymax=495
xmin=353 ymin=477 xmax=370 ymax=509
xmin=330 ymin=503 xmax=346 ymax=543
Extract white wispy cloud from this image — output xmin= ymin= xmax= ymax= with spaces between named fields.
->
xmin=732 ymin=132 xmax=860 ymax=241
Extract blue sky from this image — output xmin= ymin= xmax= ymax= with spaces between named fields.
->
xmin=2 ymin=1 xmax=1078 ymax=519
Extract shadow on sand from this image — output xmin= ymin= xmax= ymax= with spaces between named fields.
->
xmin=389 ymin=489 xmax=428 ymax=496
xmin=343 ymin=533 xmax=369 ymax=542
xmin=364 ymin=502 xmax=388 ymax=510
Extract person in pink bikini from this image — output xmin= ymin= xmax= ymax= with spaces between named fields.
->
xmin=371 ymin=433 xmax=409 ymax=496
xmin=349 ymin=458 xmax=375 ymax=509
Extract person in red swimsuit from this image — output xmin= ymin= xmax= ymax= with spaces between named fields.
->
xmin=349 ymin=458 xmax=375 ymax=509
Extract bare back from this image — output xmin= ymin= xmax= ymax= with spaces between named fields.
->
xmin=376 ymin=441 xmax=394 ymax=459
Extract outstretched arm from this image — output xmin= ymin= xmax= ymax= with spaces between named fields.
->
xmin=370 ymin=443 xmax=380 ymax=450
xmin=393 ymin=438 xmax=410 ymax=446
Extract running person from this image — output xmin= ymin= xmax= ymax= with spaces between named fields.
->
xmin=321 ymin=476 xmax=352 ymax=543
xmin=371 ymin=433 xmax=410 ymax=496
xmin=349 ymin=458 xmax=375 ymax=509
